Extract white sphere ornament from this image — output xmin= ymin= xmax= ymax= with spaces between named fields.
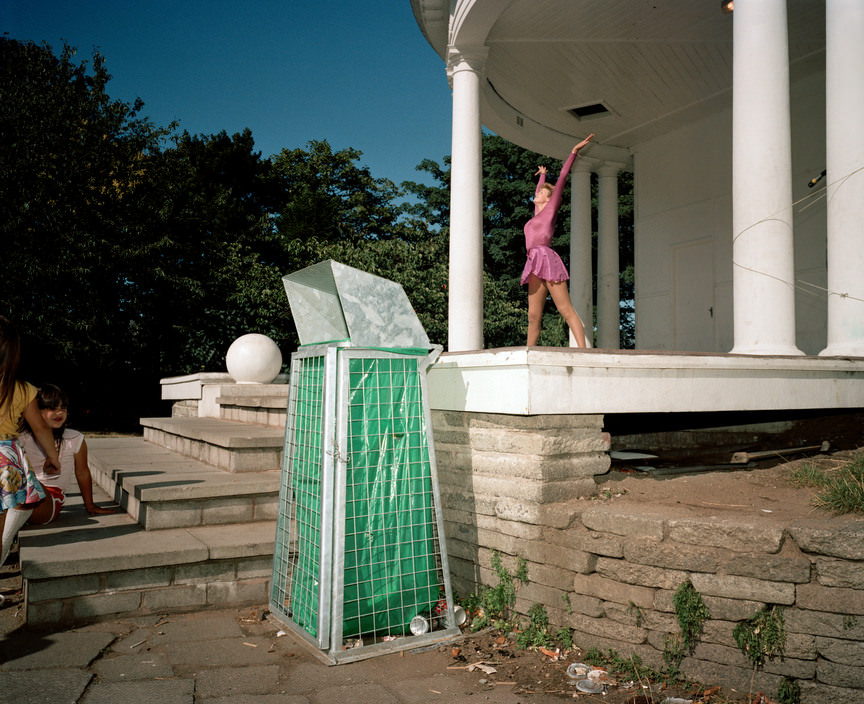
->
xmin=226 ymin=334 xmax=283 ymax=384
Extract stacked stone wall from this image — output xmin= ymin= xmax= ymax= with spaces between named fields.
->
xmin=431 ymin=410 xmax=864 ymax=704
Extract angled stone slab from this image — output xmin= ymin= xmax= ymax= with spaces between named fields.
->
xmin=186 ymin=522 xmax=276 ymax=561
xmin=21 ymin=522 xmax=209 ymax=579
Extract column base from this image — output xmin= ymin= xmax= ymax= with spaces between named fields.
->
xmin=730 ymin=343 xmax=805 ymax=356
xmin=820 ymin=342 xmax=864 ymax=358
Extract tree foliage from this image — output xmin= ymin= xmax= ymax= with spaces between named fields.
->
xmin=1 ymin=37 xmax=632 ymax=429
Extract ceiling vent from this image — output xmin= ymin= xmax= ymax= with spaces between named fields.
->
xmin=569 ymin=102 xmax=611 ymax=120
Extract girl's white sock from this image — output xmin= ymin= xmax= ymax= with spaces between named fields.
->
xmin=1 ymin=506 xmax=33 ymax=566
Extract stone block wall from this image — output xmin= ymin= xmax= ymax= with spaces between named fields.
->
xmin=430 ymin=410 xmax=864 ymax=704
xmin=26 ymin=556 xmax=272 ymax=627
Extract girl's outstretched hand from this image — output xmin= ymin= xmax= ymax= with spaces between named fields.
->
xmin=572 ymin=133 xmax=595 ymax=154
xmin=535 ymin=165 xmax=548 ymax=176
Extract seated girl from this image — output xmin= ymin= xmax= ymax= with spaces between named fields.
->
xmin=19 ymin=384 xmax=116 ymax=524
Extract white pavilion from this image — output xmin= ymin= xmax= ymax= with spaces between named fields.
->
xmin=412 ymin=0 xmax=864 ymax=420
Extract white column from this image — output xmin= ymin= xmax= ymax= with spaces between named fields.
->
xmin=447 ymin=47 xmax=487 ymax=352
xmin=731 ymin=0 xmax=802 ymax=355
xmin=569 ymin=160 xmax=594 ymax=347
xmin=821 ymin=1 xmax=864 ymax=356
xmin=596 ymin=163 xmax=621 ymax=349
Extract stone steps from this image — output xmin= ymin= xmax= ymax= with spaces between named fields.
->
xmin=87 ymin=436 xmax=280 ymax=530
xmin=19 ymin=426 xmax=286 ymax=627
xmin=140 ymin=416 xmax=284 ymax=472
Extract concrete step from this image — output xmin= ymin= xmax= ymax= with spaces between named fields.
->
xmin=216 ymin=386 xmax=290 ymax=428
xmin=140 ymin=417 xmax=284 ymax=472
xmin=19 ymin=496 xmax=276 ymax=627
xmin=17 ymin=435 xmax=283 ymax=627
xmin=87 ymin=436 xmax=280 ymax=530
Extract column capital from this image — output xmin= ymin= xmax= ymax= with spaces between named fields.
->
xmin=597 ymin=161 xmax=626 ymax=178
xmin=447 ymin=46 xmax=489 ymax=79
xmin=573 ymin=157 xmax=597 ymax=174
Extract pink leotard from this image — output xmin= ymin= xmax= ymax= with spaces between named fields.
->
xmin=520 ymin=150 xmax=577 ymax=285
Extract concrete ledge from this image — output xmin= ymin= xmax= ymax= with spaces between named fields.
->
xmin=140 ymin=417 xmax=284 ymax=449
xmin=21 ymin=512 xmax=275 ymax=580
xmin=139 ymin=418 xmax=283 ymax=473
xmin=87 ymin=437 xmax=280 ymax=529
xmin=20 ymin=495 xmax=277 ymax=626
xmin=428 ymin=347 xmax=864 ymax=414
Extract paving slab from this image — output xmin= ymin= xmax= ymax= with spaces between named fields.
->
xmin=194 ymin=663 xmax=281 ymax=698
xmin=80 ymin=678 xmax=195 ymax=704
xmin=139 ymin=609 xmax=244 ymax=644
xmin=203 ymin=696 xmax=310 ymax=704
xmin=0 ymin=669 xmax=92 ymax=703
xmin=157 ymin=635 xmax=283 ymax=668
xmin=0 ymin=630 xmax=115 ymax=669
xmin=91 ymin=651 xmax=174 ymax=680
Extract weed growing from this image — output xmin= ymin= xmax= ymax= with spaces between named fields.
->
xmin=733 ymin=605 xmax=786 ymax=668
xmin=789 ymin=454 xmax=864 ymax=514
xmin=463 ymin=551 xmax=527 ymax=632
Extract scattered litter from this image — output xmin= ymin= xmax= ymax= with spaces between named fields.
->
xmin=242 ymin=642 xmax=257 ymax=647
xmin=576 ymin=679 xmax=603 ymax=693
xmin=587 ymin=667 xmax=607 ymax=681
xmin=275 ymin=630 xmax=287 ymax=637
xmin=538 ymin=646 xmax=560 ymax=660
xmin=566 ymin=662 xmax=590 ymax=679
xmin=382 ymin=635 xmax=397 ymax=641
xmin=429 ymin=689 xmax=441 ymax=694
xmin=129 ymin=640 xmax=147 ymax=649
xmin=660 ymin=698 xmax=693 ymax=704
xmin=468 ymin=662 xmax=498 ymax=675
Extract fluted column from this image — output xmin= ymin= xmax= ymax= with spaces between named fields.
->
xmin=569 ymin=160 xmax=594 ymax=347
xmin=820 ymin=1 xmax=864 ymax=356
xmin=446 ymin=47 xmax=487 ymax=352
xmin=596 ymin=163 xmax=621 ymax=349
xmin=731 ymin=0 xmax=802 ymax=355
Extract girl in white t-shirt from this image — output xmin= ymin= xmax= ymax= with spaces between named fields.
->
xmin=19 ymin=384 xmax=115 ymax=524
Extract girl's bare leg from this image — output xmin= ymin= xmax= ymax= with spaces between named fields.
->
xmin=526 ymin=275 xmax=549 ymax=346
xmin=546 ymin=280 xmax=587 ymax=348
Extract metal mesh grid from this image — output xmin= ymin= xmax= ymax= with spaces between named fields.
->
xmin=271 ymin=345 xmax=457 ymax=662
xmin=336 ymin=352 xmax=449 ymax=643
xmin=271 ymin=351 xmax=330 ymax=645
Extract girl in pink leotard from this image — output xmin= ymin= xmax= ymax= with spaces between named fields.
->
xmin=521 ymin=134 xmax=593 ymax=347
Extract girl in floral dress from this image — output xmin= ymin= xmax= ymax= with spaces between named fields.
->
xmin=0 ymin=316 xmax=61 ymax=603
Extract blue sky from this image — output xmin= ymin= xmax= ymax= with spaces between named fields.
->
xmin=2 ymin=0 xmax=454 ymax=187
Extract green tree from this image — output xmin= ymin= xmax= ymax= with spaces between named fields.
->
xmin=143 ymin=128 xmax=289 ymax=374
xmin=0 ymin=38 xmax=172 ymax=426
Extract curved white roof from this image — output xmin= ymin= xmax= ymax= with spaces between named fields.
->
xmin=412 ymin=0 xmax=824 ymax=159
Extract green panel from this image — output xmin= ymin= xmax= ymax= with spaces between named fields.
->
xmin=272 ymin=354 xmax=326 ymax=638
xmin=341 ymin=354 xmax=440 ymax=637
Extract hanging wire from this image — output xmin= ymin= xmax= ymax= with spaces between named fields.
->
xmin=730 ymin=162 xmax=864 ymax=304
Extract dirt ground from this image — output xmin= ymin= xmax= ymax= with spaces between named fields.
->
xmin=442 ymin=627 xmax=727 ymax=703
